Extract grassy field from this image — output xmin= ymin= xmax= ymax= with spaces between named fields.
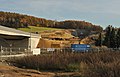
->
xmin=18 ymin=26 xmax=62 ymax=32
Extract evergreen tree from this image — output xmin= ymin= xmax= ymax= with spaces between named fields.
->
xmin=103 ymin=25 xmax=112 ymax=48
xmin=110 ymin=27 xmax=117 ymax=48
xmin=116 ymin=29 xmax=120 ymax=48
xmin=102 ymin=26 xmax=119 ymax=48
xmin=95 ymin=33 xmax=103 ymax=46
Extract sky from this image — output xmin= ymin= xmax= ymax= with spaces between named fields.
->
xmin=0 ymin=0 xmax=120 ymax=28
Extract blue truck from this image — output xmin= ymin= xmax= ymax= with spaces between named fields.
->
xmin=71 ymin=44 xmax=90 ymax=52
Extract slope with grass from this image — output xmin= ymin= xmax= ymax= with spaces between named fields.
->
xmin=17 ymin=26 xmax=62 ymax=33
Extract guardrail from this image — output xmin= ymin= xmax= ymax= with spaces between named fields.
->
xmin=0 ymin=47 xmax=120 ymax=57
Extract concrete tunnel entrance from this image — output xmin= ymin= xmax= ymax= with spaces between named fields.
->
xmin=0 ymin=25 xmax=41 ymax=55
xmin=0 ymin=34 xmax=29 ymax=47
xmin=0 ymin=34 xmax=30 ymax=55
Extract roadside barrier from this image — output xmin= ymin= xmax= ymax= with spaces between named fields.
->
xmin=0 ymin=47 xmax=120 ymax=58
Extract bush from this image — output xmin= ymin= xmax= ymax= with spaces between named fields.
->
xmin=9 ymin=51 xmax=120 ymax=77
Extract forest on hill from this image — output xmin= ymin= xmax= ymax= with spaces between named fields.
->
xmin=0 ymin=11 xmax=103 ymax=32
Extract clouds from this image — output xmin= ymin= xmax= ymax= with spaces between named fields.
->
xmin=0 ymin=0 xmax=120 ymax=28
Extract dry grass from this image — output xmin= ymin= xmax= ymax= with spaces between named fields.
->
xmin=18 ymin=26 xmax=62 ymax=32
xmin=9 ymin=51 xmax=120 ymax=77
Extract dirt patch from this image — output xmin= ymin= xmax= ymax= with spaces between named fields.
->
xmin=0 ymin=63 xmax=81 ymax=77
xmin=0 ymin=63 xmax=55 ymax=77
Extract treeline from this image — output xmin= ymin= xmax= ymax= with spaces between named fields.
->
xmin=54 ymin=20 xmax=103 ymax=31
xmin=0 ymin=11 xmax=50 ymax=28
xmin=96 ymin=25 xmax=120 ymax=48
xmin=0 ymin=11 xmax=102 ymax=32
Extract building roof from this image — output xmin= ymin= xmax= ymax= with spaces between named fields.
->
xmin=0 ymin=25 xmax=40 ymax=38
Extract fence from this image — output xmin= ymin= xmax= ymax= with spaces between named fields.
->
xmin=0 ymin=47 xmax=120 ymax=57
xmin=40 ymin=48 xmax=120 ymax=54
xmin=0 ymin=46 xmax=29 ymax=55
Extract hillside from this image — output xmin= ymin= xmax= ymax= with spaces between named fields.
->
xmin=0 ymin=11 xmax=103 ymax=32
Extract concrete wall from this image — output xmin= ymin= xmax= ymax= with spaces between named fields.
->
xmin=29 ymin=37 xmax=40 ymax=51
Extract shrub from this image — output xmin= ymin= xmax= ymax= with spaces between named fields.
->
xmin=9 ymin=51 xmax=120 ymax=77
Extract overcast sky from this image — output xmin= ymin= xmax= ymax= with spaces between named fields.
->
xmin=0 ymin=0 xmax=120 ymax=28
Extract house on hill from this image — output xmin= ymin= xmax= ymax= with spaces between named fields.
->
xmin=0 ymin=25 xmax=40 ymax=53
